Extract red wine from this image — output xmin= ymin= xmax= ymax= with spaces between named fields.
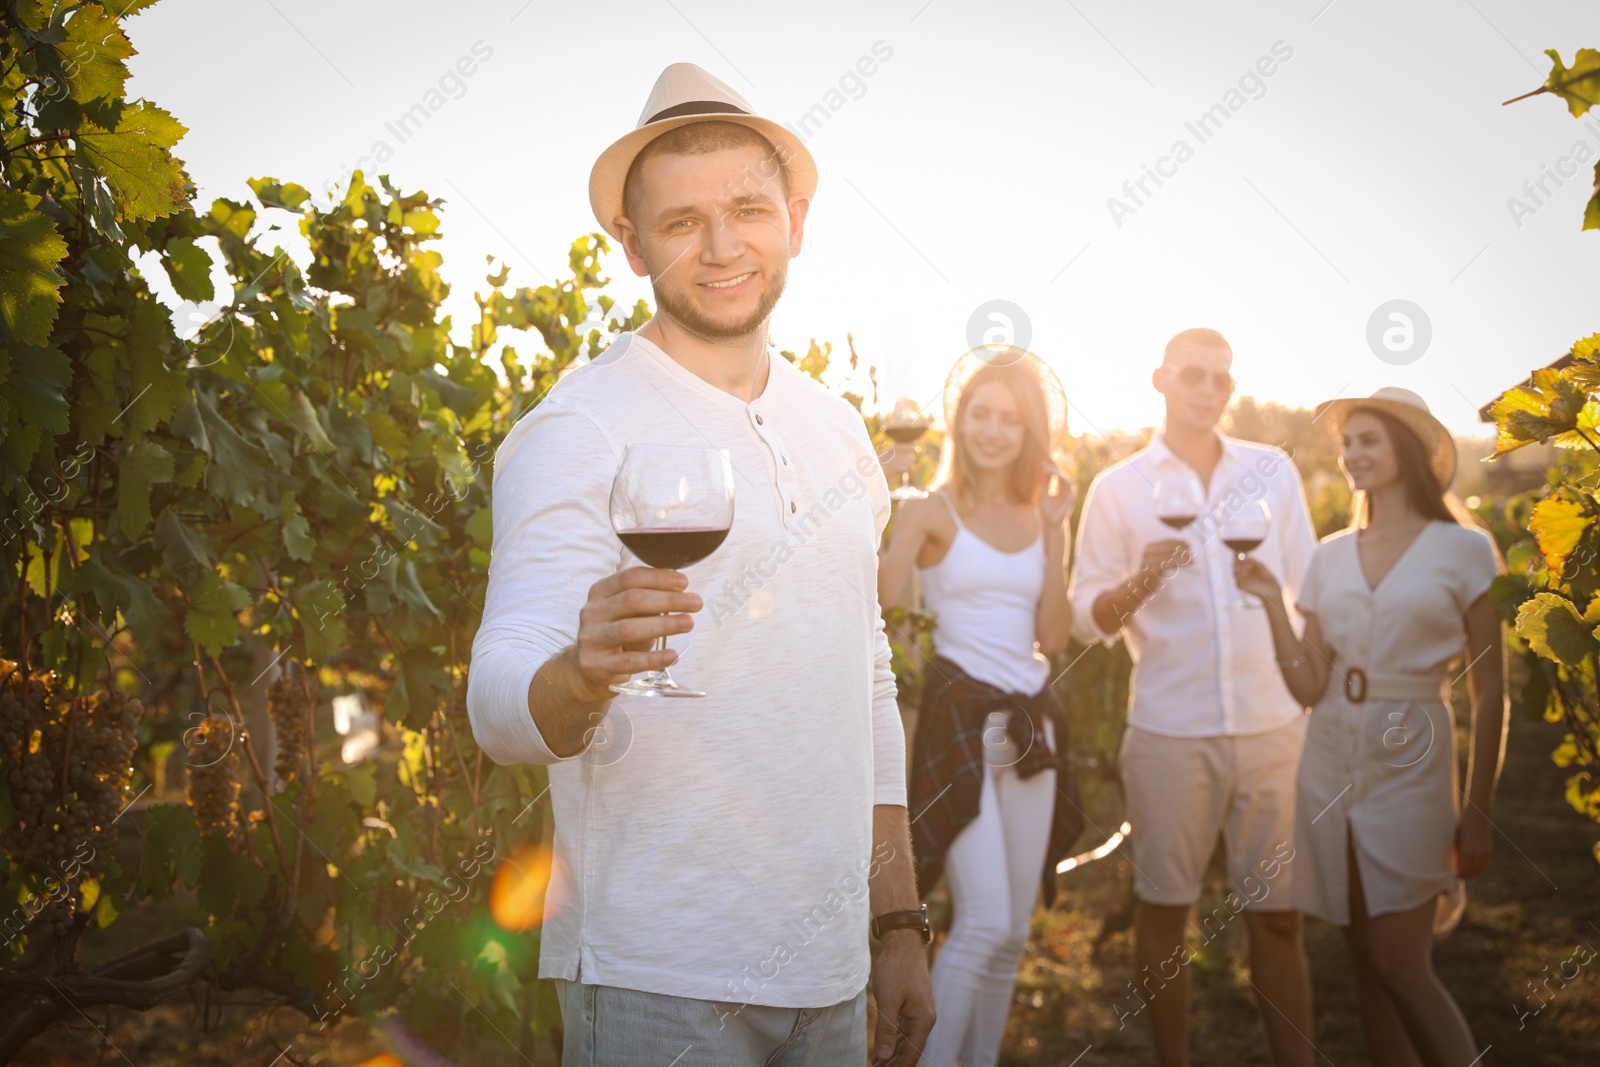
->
xmin=618 ymin=526 xmax=730 ymax=569
xmin=885 ymin=424 xmax=926 ymax=444
xmin=1224 ymin=537 xmax=1263 ymax=554
xmin=1160 ymin=514 xmax=1197 ymax=529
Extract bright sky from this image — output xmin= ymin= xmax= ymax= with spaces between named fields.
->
xmin=126 ymin=0 xmax=1600 ymax=435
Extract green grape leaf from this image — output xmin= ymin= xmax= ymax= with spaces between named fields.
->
xmin=161 ymin=237 xmax=215 ymax=302
xmin=363 ymin=409 xmax=409 ymax=456
xmin=184 ymin=569 xmax=251 ymax=655
xmin=1489 ymin=375 xmax=1584 ymax=455
xmin=193 ymin=396 xmax=271 ymax=509
xmin=134 ymin=804 xmax=201 ymax=902
xmin=1573 ymin=334 xmax=1600 ymax=363
xmin=154 ymin=508 xmax=217 ymax=586
xmin=466 ymin=505 xmax=493 ymax=547
xmin=1531 ymin=495 xmax=1588 ymax=573
xmin=295 ymin=578 xmax=346 ymax=664
xmin=1487 ymin=572 xmax=1533 ymax=624
xmin=117 ymin=439 xmax=174 ymax=538
xmin=50 ymin=4 xmax=135 ymax=104
xmin=286 ymin=387 xmax=335 ymax=452
xmin=98 ymin=861 xmax=131 ymax=928
xmin=247 ymin=177 xmax=311 ymax=213
xmin=1541 ymin=48 xmax=1600 ymax=118
xmin=75 ymin=102 xmax=189 ymax=221
xmin=280 ymin=490 xmax=314 ymax=562
xmin=386 ymin=647 xmax=448 ymax=729
xmin=124 ymin=296 xmax=186 ymax=437
xmin=343 ymin=761 xmax=376 ymax=808
xmin=0 ymin=191 xmax=69 ymax=345
xmin=0 ymin=344 xmax=72 ymax=441
xmin=197 ymin=832 xmax=269 ymax=918
xmin=1518 ymin=592 xmax=1599 ymax=668
xmin=382 ymin=496 xmax=445 ymax=550
xmin=13 ymin=0 xmax=69 ymax=34
xmin=73 ymin=546 xmax=163 ymax=648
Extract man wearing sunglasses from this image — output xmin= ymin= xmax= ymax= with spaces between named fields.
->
xmin=1067 ymin=328 xmax=1319 ymax=1067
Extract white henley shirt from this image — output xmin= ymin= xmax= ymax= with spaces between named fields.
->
xmin=466 ymin=330 xmax=905 ymax=1009
xmin=1067 ymin=431 xmax=1318 ymax=737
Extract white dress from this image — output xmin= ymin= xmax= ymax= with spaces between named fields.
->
xmin=1291 ymin=520 xmax=1498 ymax=927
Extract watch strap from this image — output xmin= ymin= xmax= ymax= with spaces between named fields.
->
xmin=871 ymin=904 xmax=931 ymax=944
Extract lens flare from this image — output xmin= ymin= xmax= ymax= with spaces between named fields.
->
xmin=488 ymin=842 xmax=567 ymax=932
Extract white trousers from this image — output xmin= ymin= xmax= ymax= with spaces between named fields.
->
xmin=923 ymin=714 xmax=1057 ymax=1067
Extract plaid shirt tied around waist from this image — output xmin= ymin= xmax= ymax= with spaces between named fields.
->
xmin=909 ymin=655 xmax=1086 ymax=908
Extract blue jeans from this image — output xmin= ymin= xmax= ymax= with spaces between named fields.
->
xmin=554 ymin=979 xmax=867 ymax=1066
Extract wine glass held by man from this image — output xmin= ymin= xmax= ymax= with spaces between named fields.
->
xmin=606 ymin=444 xmax=734 ymax=698
xmin=877 ymin=348 xmax=1080 ymax=1067
xmin=1233 ymin=388 xmax=1505 ymax=1067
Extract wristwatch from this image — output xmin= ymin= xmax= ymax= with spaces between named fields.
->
xmin=871 ymin=904 xmax=932 ymax=944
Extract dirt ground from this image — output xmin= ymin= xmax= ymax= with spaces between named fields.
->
xmin=4 ymin=704 xmax=1596 ymax=1066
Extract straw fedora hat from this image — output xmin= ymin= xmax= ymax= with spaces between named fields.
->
xmin=942 ymin=345 xmax=1070 ymax=456
xmin=588 ymin=62 xmax=818 ymax=241
xmin=1314 ymin=386 xmax=1456 ymax=489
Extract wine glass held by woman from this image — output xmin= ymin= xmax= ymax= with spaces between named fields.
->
xmin=879 ymin=441 xmax=918 ymax=485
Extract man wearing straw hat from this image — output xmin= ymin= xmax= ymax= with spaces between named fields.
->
xmin=1068 ymin=328 xmax=1319 ymax=1066
xmin=467 ymin=62 xmax=934 ymax=1065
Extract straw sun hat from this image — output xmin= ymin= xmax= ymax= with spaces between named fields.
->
xmin=588 ymin=62 xmax=819 ymax=242
xmin=1314 ymin=386 xmax=1457 ymax=489
xmin=942 ymin=345 xmax=1070 ymax=457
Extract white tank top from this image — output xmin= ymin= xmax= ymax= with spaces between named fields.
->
xmin=917 ymin=488 xmax=1051 ymax=696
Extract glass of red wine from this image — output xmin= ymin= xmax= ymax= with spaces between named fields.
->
xmin=1153 ymin=476 xmax=1204 ymax=533
xmin=608 ymin=444 xmax=734 ymax=698
xmin=884 ymin=396 xmax=933 ymax=502
xmin=1222 ymin=499 xmax=1271 ymax=610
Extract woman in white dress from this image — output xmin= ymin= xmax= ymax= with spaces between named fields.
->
xmin=1234 ymin=387 xmax=1505 ymax=1067
xmin=878 ymin=348 xmax=1076 ymax=1067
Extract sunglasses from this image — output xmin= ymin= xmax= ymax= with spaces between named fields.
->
xmin=1168 ymin=364 xmax=1234 ymax=392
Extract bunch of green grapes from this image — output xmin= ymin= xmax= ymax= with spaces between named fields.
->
xmin=184 ymin=714 xmax=243 ymax=848
xmin=266 ymin=657 xmax=310 ymax=787
xmin=0 ymin=660 xmax=146 ymax=936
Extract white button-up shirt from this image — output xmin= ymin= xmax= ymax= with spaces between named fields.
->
xmin=1067 ymin=431 xmax=1317 ymax=737
xmin=466 ymin=330 xmax=904 ymax=1008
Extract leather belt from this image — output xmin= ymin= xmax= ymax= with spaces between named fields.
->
xmin=1340 ymin=666 xmax=1448 ymax=704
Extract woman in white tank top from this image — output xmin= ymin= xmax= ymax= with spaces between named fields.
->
xmin=878 ymin=348 xmax=1075 ymax=1067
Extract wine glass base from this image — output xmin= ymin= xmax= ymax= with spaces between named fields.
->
xmin=890 ymin=486 xmax=929 ymax=501
xmin=609 ymin=673 xmax=706 ymax=698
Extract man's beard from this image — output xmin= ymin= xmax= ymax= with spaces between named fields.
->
xmin=650 ymin=262 xmax=786 ymax=341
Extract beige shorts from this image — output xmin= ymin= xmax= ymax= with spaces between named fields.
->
xmin=1119 ymin=716 xmax=1306 ymax=911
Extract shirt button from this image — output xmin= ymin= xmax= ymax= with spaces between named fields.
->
xmin=755 ymin=413 xmax=764 ymax=425
xmin=782 ymin=455 xmax=788 ymax=465
xmin=790 ymin=501 xmax=797 ymax=513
